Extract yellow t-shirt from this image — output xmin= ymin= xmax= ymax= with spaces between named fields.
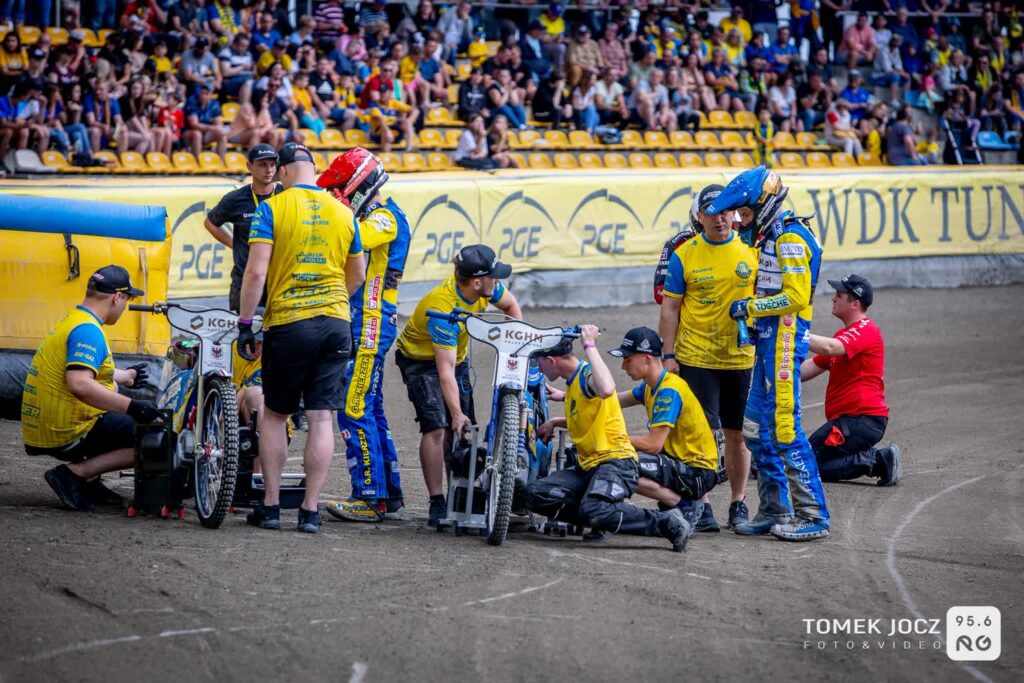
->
xmin=632 ymin=370 xmax=718 ymax=470
xmin=399 ymin=55 xmax=420 ymax=83
xmin=256 ymin=50 xmax=293 ymax=77
xmin=663 ymin=232 xmax=757 ymax=370
xmin=22 ymin=306 xmax=116 ymax=449
xmin=720 ymin=17 xmax=752 ymax=43
xmin=865 ymin=128 xmax=882 ymax=156
xmin=336 ymin=86 xmax=358 ymax=108
xmin=395 ymin=275 xmax=505 ymax=364
xmin=468 ymin=40 xmax=489 ymax=68
xmin=232 ymin=348 xmax=262 ymax=388
xmin=151 ymin=55 xmax=172 ymax=73
xmin=0 ymin=47 xmax=28 ymax=75
xmin=565 ymin=360 xmax=636 ymax=471
xmin=292 ymin=85 xmax=313 ymax=112
xmin=248 ymin=184 xmax=363 ymax=328
xmin=539 ymin=14 xmax=566 ymax=38
xmin=916 ymin=140 xmax=939 ymax=155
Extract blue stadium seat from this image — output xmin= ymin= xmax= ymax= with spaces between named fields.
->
xmin=977 ymin=131 xmax=1016 ymax=151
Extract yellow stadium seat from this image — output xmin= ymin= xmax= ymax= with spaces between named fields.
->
xmin=718 ymin=131 xmax=750 ymax=150
xmin=644 ymin=131 xmax=670 ymax=149
xmin=697 ymin=111 xmax=710 ymax=129
xmin=796 ymin=132 xmax=819 ymax=150
xmin=831 ymin=152 xmax=856 ymax=168
xmin=544 ymin=130 xmax=570 ymax=149
xmin=97 ymin=29 xmax=114 ymax=44
xmin=773 ymin=131 xmax=798 ymax=150
xmin=77 ymin=28 xmax=102 ymax=48
xmin=447 ymin=84 xmax=459 ymax=103
xmin=729 ymin=152 xmax=756 ymax=168
xmin=678 ymin=152 xmax=703 ymax=168
xmin=300 ymin=128 xmax=323 ymax=148
xmin=620 ymin=130 xmax=644 ymax=148
xmin=456 ymin=62 xmax=472 ymax=80
xmin=417 ymin=129 xmax=443 ymax=149
xmin=220 ymin=102 xmax=239 ymax=123
xmin=145 ymin=152 xmax=174 ymax=173
xmin=669 ymin=131 xmax=695 ymax=148
xmin=527 ymin=152 xmax=552 ymax=169
xmin=508 ymin=152 xmax=527 ymax=169
xmin=805 ymin=151 xmax=831 ymax=168
xmin=45 ymin=27 xmax=68 ymax=46
xmin=857 ymin=151 xmax=883 ymax=166
xmin=694 ymin=131 xmax=721 ymax=149
xmin=779 ymin=152 xmax=805 ymax=168
xmin=628 ymin=152 xmax=652 ymax=168
xmin=577 ymin=152 xmax=602 ymax=168
xmin=172 ymin=151 xmax=200 ymax=173
xmin=18 ymin=26 xmax=40 ymax=44
xmin=427 ymin=152 xmax=453 ymax=170
xmin=704 ymin=152 xmax=729 ymax=168
xmin=569 ymin=130 xmax=596 ymax=149
xmin=197 ymin=151 xmax=226 ymax=173
xmin=312 ymin=151 xmax=328 ymax=173
xmin=425 ymin=107 xmax=456 ymax=126
xmin=41 ymin=150 xmax=85 ymax=174
xmin=378 ymin=152 xmax=401 ymax=172
xmin=94 ymin=150 xmax=123 ymax=172
xmin=402 ymin=153 xmax=427 ymax=172
xmin=224 ymin=151 xmax=248 ymax=174
xmin=733 ymin=111 xmax=757 ymax=129
xmin=603 ymin=152 xmax=627 ymax=169
xmin=744 ymin=131 xmax=756 ymax=147
xmin=515 ymin=129 xmax=541 ymax=148
xmin=346 ymin=128 xmax=378 ymax=149
xmin=653 ymin=152 xmax=678 ymax=168
xmin=553 ymin=152 xmax=578 ymax=169
xmin=119 ymin=151 xmax=152 ymax=174
xmin=708 ymin=110 xmax=736 ymax=129
xmin=319 ymin=128 xmax=344 ymax=148
xmin=441 ymin=128 xmax=462 ymax=149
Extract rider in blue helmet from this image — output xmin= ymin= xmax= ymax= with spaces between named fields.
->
xmin=705 ymin=166 xmax=831 ymax=542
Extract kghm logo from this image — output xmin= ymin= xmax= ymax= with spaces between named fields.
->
xmin=487 ymin=326 xmax=501 ymax=341
xmin=190 ymin=315 xmax=204 ymax=330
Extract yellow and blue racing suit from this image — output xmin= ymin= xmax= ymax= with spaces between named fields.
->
xmin=744 ymin=211 xmax=829 ymax=525
xmin=338 ymin=198 xmax=411 ymax=502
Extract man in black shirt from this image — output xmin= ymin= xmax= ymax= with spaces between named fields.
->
xmin=203 ymin=144 xmax=282 ymax=312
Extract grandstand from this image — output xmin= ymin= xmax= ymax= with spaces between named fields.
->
xmin=1 ymin=2 xmax=1022 ymax=176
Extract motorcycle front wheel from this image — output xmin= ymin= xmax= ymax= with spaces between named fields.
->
xmin=194 ymin=376 xmax=239 ymax=529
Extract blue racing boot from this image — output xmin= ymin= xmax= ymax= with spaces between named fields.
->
xmin=770 ymin=519 xmax=830 ymax=542
xmin=734 ymin=512 xmax=787 ymax=536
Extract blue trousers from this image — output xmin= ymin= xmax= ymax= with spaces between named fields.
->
xmin=747 ymin=316 xmax=829 ymax=524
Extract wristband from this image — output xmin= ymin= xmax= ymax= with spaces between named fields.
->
xmin=662 ymin=353 xmax=675 ymax=361
xmin=238 ymin=317 xmax=253 ymax=325
xmin=583 ymin=342 xmax=596 ymax=349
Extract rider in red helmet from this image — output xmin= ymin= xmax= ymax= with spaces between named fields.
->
xmin=317 ymin=148 xmax=412 ymax=522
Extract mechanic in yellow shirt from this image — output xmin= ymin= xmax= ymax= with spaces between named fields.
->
xmin=394 ymin=244 xmax=521 ymax=526
xmin=658 ymin=184 xmax=757 ymax=532
xmin=612 ymin=327 xmax=720 ymax=529
xmin=22 ymin=266 xmax=161 ymax=512
xmin=237 ymin=142 xmax=365 ymax=533
xmin=528 ymin=325 xmax=692 ymax=552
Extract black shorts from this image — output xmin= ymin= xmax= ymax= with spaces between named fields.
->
xmin=676 ymin=365 xmax=752 ymax=431
xmin=638 ymin=452 xmax=719 ymax=501
xmin=25 ymin=412 xmax=135 ymax=462
xmin=262 ymin=315 xmax=352 ymax=415
xmin=395 ymin=351 xmax=475 ymax=434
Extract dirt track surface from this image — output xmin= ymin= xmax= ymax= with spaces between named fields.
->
xmin=1 ymin=286 xmax=1022 ymax=683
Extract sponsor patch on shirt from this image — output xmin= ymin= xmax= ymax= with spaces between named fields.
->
xmin=778 ymin=243 xmax=806 ymax=258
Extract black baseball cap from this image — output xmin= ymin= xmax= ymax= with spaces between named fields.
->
xmin=277 ymin=142 xmax=315 ymax=167
xmin=533 ymin=335 xmax=575 ymax=358
xmin=29 ymin=47 xmax=46 ymax=60
xmin=608 ymin=326 xmax=663 ymax=357
xmin=828 ymin=273 xmax=873 ymax=308
xmin=697 ymin=183 xmax=725 ymax=212
xmin=247 ymin=143 xmax=278 ymax=163
xmin=454 ymin=244 xmax=512 ymax=279
xmin=89 ymin=265 xmax=144 ymax=297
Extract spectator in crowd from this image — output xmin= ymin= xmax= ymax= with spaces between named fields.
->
xmin=873 ymin=35 xmax=910 ymax=108
xmin=180 ymin=36 xmax=220 ymax=94
xmin=289 ymin=15 xmax=316 ymax=49
xmin=890 ymin=7 xmax=920 ymax=55
xmin=979 ymin=85 xmax=1007 ymax=134
xmin=767 ymin=25 xmax=798 ymax=76
xmin=871 ymin=13 xmax=892 ymax=57
xmin=206 ymin=0 xmax=242 ymax=42
xmin=678 ymin=51 xmax=715 ymax=115
xmin=767 ymin=70 xmax=798 ymax=132
xmin=531 ymin=69 xmax=571 ymax=130
xmin=744 ymin=31 xmax=772 ymax=69
xmin=705 ymin=47 xmax=744 ymax=113
xmin=819 ymin=1 xmax=850 ymax=58
xmin=456 ymin=66 xmax=488 ymax=121
xmin=571 ymin=68 xmax=599 ymax=135
xmin=83 ymin=81 xmax=123 ymax=157
xmin=437 ymin=0 xmax=474 ymax=63
xmin=887 ymin=106 xmax=928 ymax=165
xmin=520 ymin=21 xmax=553 ymax=82
xmin=594 ymin=65 xmax=628 ymax=127
xmin=256 ymin=38 xmax=293 ymax=78
xmin=219 ymin=32 xmax=255 ymax=106
xmin=118 ymin=78 xmax=161 ymax=155
xmin=840 ymin=13 xmax=877 ymax=71
xmin=839 ymin=70 xmax=872 ymax=124
xmin=252 ymin=11 xmax=283 ymax=55
xmin=917 ymin=127 xmax=941 ymax=163
xmin=486 ymin=113 xmax=517 ymax=168
xmin=59 ymin=82 xmax=92 ymax=155
xmin=752 ymin=106 xmax=775 ymax=166
xmin=937 ymin=49 xmax=972 ymax=113
xmin=183 ymin=82 xmax=227 ymax=158
xmin=566 ymin=24 xmax=602 ymax=87
xmin=721 ymin=5 xmax=753 ymax=45
xmin=487 ymin=66 xmax=528 ymax=130
xmin=598 ymin=21 xmax=629 ymax=81
xmin=453 ymin=112 xmax=495 ymax=171
xmin=397 ymin=0 xmax=439 ymax=44
xmin=632 ymin=67 xmax=676 ymax=132
xmin=359 ymin=1 xmax=389 ymax=30
xmin=0 ymin=30 xmax=28 ymax=92
xmin=1 ymin=78 xmax=49 ymax=158
xmin=797 ymin=71 xmax=832 ymax=133
xmin=825 ymin=101 xmax=863 ymax=157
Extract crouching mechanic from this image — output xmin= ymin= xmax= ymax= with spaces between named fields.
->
xmin=530 ymin=327 xmax=692 ymax=552
xmin=802 ymin=274 xmax=902 ymax=485
xmin=394 ymin=244 xmax=522 ymax=526
xmin=21 ymin=266 xmax=161 ymax=511
xmin=707 ymin=165 xmax=831 ymax=542
xmin=316 ymin=148 xmax=412 ymax=522
xmin=611 ymin=327 xmax=720 ymax=526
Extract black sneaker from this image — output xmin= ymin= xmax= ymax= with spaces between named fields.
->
xmin=660 ymin=508 xmax=692 ymax=552
xmin=44 ymin=465 xmax=94 ymax=512
xmin=694 ymin=501 xmax=720 ymax=533
xmin=676 ymin=500 xmax=704 ymax=528
xmin=384 ymin=499 xmax=407 ymax=520
xmin=427 ymin=496 xmax=446 ymax=527
xmin=728 ymin=499 xmax=750 ymax=528
xmin=877 ymin=443 xmax=903 ymax=487
xmin=246 ymin=503 xmax=281 ymax=529
xmin=297 ymin=507 xmax=321 ymax=533
xmin=84 ymin=477 xmax=124 ymax=506
xmin=582 ymin=528 xmax=611 ymax=542
xmin=291 ymin=411 xmax=308 ymax=431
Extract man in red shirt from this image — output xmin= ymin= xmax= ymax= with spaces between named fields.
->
xmin=801 ymin=274 xmax=902 ymax=486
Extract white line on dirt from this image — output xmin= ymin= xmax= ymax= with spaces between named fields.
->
xmin=461 ymin=578 xmax=564 ymax=607
xmin=349 ymin=661 xmax=369 ymax=683
xmin=885 ymin=474 xmax=993 ymax=683
xmin=158 ymin=627 xmax=215 ymax=638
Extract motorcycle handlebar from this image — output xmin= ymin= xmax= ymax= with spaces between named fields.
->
xmin=129 ymin=304 xmax=157 ymax=312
